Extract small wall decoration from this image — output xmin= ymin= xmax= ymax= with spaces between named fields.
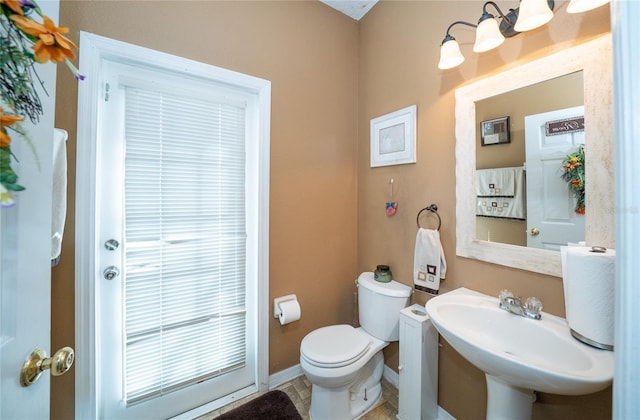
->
xmin=386 ymin=178 xmax=397 ymax=216
xmin=480 ymin=116 xmax=510 ymax=146
xmin=370 ymin=105 xmax=417 ymax=167
xmin=545 ymin=115 xmax=585 ymax=136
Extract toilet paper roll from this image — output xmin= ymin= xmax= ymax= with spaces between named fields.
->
xmin=278 ymin=299 xmax=301 ymax=325
xmin=561 ymin=246 xmax=615 ymax=348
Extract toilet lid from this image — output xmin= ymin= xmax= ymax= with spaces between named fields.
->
xmin=301 ymin=325 xmax=371 ymax=368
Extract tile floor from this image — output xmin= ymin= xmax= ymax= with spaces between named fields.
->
xmin=200 ymin=375 xmax=398 ymax=420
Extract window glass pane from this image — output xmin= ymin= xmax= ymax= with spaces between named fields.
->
xmin=122 ymin=86 xmax=247 ymax=404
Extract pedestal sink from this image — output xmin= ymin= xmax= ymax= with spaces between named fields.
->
xmin=425 ymin=288 xmax=613 ymax=420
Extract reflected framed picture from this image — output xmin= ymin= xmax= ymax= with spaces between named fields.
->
xmin=370 ymin=105 xmax=417 ymax=167
xmin=481 ymin=116 xmax=510 ymax=146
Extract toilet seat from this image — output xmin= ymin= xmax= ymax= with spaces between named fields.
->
xmin=300 ymin=324 xmax=371 ymax=368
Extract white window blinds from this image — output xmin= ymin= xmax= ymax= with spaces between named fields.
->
xmin=122 ymin=86 xmax=248 ymax=405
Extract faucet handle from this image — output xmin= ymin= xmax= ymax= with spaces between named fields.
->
xmin=499 ymin=290 xmax=514 ymax=309
xmin=524 ymin=297 xmax=543 ymax=319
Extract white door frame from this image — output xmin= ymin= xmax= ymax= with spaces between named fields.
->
xmin=612 ymin=1 xmax=640 ymax=418
xmin=74 ymin=32 xmax=270 ymax=418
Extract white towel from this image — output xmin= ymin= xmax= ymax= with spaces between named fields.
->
xmin=476 ymin=167 xmax=516 ymax=197
xmin=476 ymin=167 xmax=525 ymax=220
xmin=51 ymin=128 xmax=68 ymax=265
xmin=414 ymin=228 xmax=447 ymax=295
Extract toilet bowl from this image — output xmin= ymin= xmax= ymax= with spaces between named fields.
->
xmin=300 ymin=272 xmax=411 ymax=419
xmin=300 ymin=325 xmax=387 ymax=419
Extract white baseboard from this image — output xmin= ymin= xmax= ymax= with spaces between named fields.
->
xmin=383 ymin=364 xmax=400 ymax=388
xmin=437 ymin=406 xmax=456 ymax=420
xmin=270 ymin=363 xmax=455 ymax=420
xmin=269 ymin=363 xmax=303 ymax=389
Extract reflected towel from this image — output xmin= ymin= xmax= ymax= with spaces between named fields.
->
xmin=51 ymin=128 xmax=68 ymax=265
xmin=476 ymin=167 xmax=517 ymax=197
xmin=477 ymin=167 xmax=525 ymax=220
xmin=414 ymin=228 xmax=447 ymax=295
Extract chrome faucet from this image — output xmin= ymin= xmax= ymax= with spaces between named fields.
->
xmin=499 ymin=290 xmax=543 ymax=320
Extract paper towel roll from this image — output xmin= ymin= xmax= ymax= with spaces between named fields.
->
xmin=561 ymin=246 xmax=615 ymax=349
xmin=278 ymin=299 xmax=301 ymax=325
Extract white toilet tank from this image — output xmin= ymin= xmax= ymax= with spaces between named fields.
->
xmin=357 ymin=272 xmax=412 ymax=341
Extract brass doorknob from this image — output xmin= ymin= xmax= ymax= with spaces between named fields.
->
xmin=20 ymin=346 xmax=74 ymax=387
xmin=529 ymin=227 xmax=540 ymax=236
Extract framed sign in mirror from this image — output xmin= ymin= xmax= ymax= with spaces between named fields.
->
xmin=481 ymin=116 xmax=510 ymax=146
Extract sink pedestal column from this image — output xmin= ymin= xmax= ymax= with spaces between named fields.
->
xmin=485 ymin=375 xmax=534 ymax=420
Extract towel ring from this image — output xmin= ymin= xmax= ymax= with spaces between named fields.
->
xmin=416 ymin=204 xmax=441 ymax=231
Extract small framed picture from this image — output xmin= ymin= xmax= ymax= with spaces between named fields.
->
xmin=370 ymin=105 xmax=417 ymax=167
xmin=481 ymin=116 xmax=510 ymax=146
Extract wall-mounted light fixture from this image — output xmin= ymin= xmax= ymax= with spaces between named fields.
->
xmin=438 ymin=0 xmax=610 ymax=70
xmin=566 ymin=0 xmax=609 ymax=13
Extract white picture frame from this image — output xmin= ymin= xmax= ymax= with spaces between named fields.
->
xmin=370 ymin=105 xmax=417 ymax=167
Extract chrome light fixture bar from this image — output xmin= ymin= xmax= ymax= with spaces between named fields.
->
xmin=438 ymin=0 xmax=555 ymax=70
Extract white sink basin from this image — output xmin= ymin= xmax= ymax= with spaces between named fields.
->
xmin=425 ymin=288 xmax=613 ymax=419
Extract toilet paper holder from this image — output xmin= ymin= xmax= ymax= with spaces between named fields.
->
xmin=274 ymin=294 xmax=298 ymax=318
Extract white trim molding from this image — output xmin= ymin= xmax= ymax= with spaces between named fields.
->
xmin=269 ymin=364 xmax=304 ymax=390
xmin=74 ymin=32 xmax=271 ymax=419
xmin=612 ymin=1 xmax=640 ymax=418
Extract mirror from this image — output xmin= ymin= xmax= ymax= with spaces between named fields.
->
xmin=475 ymin=71 xmax=584 ymax=248
xmin=455 ymin=35 xmax=614 ymax=277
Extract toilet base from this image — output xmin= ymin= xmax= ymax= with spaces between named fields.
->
xmin=350 ymin=382 xmax=382 ymax=419
xmin=308 ymin=351 xmax=384 ymax=420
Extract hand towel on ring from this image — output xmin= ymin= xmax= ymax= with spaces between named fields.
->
xmin=414 ymin=228 xmax=447 ymax=295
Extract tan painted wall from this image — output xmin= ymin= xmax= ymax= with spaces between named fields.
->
xmin=50 ymin=1 xmax=613 ymax=419
xmin=357 ymin=1 xmax=611 ymax=419
xmin=52 ymin=1 xmax=358 ymax=418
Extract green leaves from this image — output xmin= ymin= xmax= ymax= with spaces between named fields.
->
xmin=560 ymin=145 xmax=586 ymax=215
xmin=0 ymin=145 xmax=24 ymax=191
xmin=0 ymin=33 xmax=43 ymax=124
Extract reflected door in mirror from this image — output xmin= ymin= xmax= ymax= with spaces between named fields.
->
xmin=524 ymin=106 xmax=585 ymax=250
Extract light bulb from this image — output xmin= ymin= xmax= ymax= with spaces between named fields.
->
xmin=474 ymin=17 xmax=505 ymax=53
xmin=438 ymin=38 xmax=465 ymax=70
xmin=514 ymin=0 xmax=554 ymax=32
xmin=567 ymin=0 xmax=610 ymax=13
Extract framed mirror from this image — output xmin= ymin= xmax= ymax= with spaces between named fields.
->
xmin=455 ymin=35 xmax=613 ymax=277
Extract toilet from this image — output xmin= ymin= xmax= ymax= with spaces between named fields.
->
xmin=300 ymin=272 xmax=412 ymax=419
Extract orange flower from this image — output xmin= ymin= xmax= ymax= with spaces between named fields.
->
xmin=0 ymin=117 xmax=23 ymax=127
xmin=10 ymin=14 xmax=78 ymax=63
xmin=0 ymin=130 xmax=11 ymax=148
xmin=0 ymin=108 xmax=25 ymax=127
xmin=0 ymin=0 xmax=24 ymax=15
xmin=0 ymin=108 xmax=24 ymax=147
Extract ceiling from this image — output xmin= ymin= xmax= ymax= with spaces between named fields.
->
xmin=320 ymin=0 xmax=378 ymax=20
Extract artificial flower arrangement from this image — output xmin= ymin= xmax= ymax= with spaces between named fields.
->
xmin=0 ymin=0 xmax=82 ymax=208
xmin=561 ymin=144 xmax=585 ymax=215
